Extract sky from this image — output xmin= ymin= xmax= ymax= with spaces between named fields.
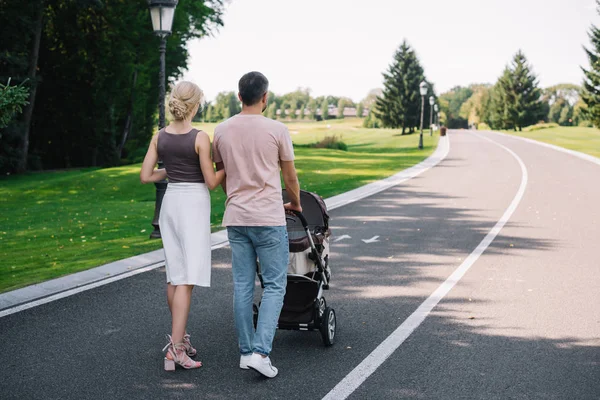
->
xmin=182 ymin=0 xmax=600 ymax=103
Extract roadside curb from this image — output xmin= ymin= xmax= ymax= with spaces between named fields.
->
xmin=0 ymin=135 xmax=449 ymax=317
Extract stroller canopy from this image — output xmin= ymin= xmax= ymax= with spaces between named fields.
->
xmin=283 ymin=189 xmax=330 ymax=252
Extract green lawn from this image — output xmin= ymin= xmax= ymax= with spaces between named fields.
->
xmin=502 ymin=126 xmax=600 ymax=158
xmin=0 ymin=118 xmax=438 ymax=293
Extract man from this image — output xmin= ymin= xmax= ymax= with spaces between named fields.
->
xmin=213 ymin=71 xmax=302 ymax=378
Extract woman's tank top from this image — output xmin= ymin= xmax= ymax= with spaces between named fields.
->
xmin=156 ymin=128 xmax=205 ymax=183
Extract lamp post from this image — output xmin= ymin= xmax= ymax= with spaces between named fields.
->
xmin=434 ymin=103 xmax=439 ymax=131
xmin=429 ymin=96 xmax=435 ymax=136
xmin=418 ymin=81 xmax=427 ymax=149
xmin=148 ymin=0 xmax=178 ymax=239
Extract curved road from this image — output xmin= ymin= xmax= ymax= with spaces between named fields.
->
xmin=1 ymin=130 xmax=598 ymax=399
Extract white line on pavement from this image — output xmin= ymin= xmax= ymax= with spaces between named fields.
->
xmin=322 ymin=132 xmax=529 ymax=400
xmin=0 ymin=262 xmax=162 ymax=318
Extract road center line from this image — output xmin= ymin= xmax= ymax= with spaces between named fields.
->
xmin=322 ymin=132 xmax=528 ymax=400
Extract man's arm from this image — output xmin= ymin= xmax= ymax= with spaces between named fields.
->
xmin=281 ymin=160 xmax=301 ymax=212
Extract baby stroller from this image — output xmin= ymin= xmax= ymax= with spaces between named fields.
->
xmin=253 ymin=189 xmax=336 ymax=346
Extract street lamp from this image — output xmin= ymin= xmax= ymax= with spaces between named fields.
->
xmin=148 ymin=0 xmax=178 ymax=239
xmin=429 ymin=96 xmax=435 ymax=136
xmin=418 ymin=81 xmax=427 ymax=149
xmin=434 ymin=103 xmax=439 ymax=132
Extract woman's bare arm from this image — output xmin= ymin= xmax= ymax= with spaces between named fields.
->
xmin=140 ymin=134 xmax=167 ymax=184
xmin=197 ymin=132 xmax=225 ymax=190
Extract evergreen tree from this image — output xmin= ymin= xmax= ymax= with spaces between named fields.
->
xmin=490 ymin=51 xmax=543 ymax=130
xmin=581 ymin=0 xmax=600 ymax=127
xmin=374 ymin=40 xmax=425 ymax=133
xmin=356 ymin=102 xmax=364 ymax=118
xmin=320 ymin=99 xmax=329 ymax=120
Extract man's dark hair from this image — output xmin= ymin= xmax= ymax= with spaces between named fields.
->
xmin=238 ymin=71 xmax=269 ymax=106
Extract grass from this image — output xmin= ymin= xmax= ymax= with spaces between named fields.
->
xmin=502 ymin=126 xmax=600 ymax=158
xmin=0 ymin=118 xmax=438 ymax=293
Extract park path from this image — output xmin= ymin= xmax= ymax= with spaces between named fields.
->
xmin=0 ymin=130 xmax=598 ymax=399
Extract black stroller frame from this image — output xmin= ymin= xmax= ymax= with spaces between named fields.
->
xmin=253 ymin=190 xmax=336 ymax=346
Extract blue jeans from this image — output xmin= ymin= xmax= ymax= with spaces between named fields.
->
xmin=227 ymin=226 xmax=288 ymax=356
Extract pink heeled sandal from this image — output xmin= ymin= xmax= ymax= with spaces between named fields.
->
xmin=163 ymin=335 xmax=202 ymax=371
xmin=183 ymin=333 xmax=197 ymax=357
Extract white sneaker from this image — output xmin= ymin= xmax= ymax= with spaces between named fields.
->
xmin=240 ymin=354 xmax=252 ymax=370
xmin=247 ymin=353 xmax=278 ymax=378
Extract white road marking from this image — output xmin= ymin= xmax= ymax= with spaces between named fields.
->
xmin=361 ymin=236 xmax=380 ymax=244
xmin=334 ymin=235 xmax=352 ymax=243
xmin=322 ymin=132 xmax=528 ymax=400
xmin=0 ymin=262 xmax=163 ymax=318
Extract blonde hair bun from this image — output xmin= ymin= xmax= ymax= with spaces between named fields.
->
xmin=168 ymin=81 xmax=204 ymax=121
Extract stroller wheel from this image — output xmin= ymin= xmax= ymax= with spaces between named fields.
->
xmin=320 ymin=307 xmax=336 ymax=346
xmin=318 ymin=297 xmax=327 ymax=318
xmin=252 ymin=303 xmax=259 ymax=329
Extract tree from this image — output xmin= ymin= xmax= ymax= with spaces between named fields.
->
xmin=361 ymin=89 xmax=382 ymax=108
xmin=457 ymin=84 xmax=493 ymax=127
xmin=337 ymin=99 xmax=346 ymax=119
xmin=204 ymin=104 xmax=214 ymax=123
xmin=490 ymin=51 xmax=543 ymax=130
xmin=356 ymin=102 xmax=364 ymax=118
xmin=559 ymin=105 xmax=573 ymax=126
xmin=307 ymin=99 xmax=317 ymax=120
xmin=320 ymin=98 xmax=329 ymax=120
xmin=289 ymin=105 xmax=297 ymax=119
xmin=0 ymin=0 xmax=224 ymax=172
xmin=374 ymin=40 xmax=426 ymax=133
xmin=299 ymin=106 xmax=305 ymax=120
xmin=213 ymin=91 xmax=240 ymax=121
xmin=581 ymin=0 xmax=600 ymax=127
xmin=0 ymin=79 xmax=29 ymax=129
xmin=267 ymin=103 xmax=277 ymax=119
xmin=439 ymin=86 xmax=473 ymax=129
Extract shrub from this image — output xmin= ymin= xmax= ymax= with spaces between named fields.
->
xmin=477 ymin=122 xmax=491 ymax=130
xmin=313 ymin=135 xmax=348 ymax=151
xmin=293 ymin=135 xmax=348 ymax=151
xmin=578 ymin=120 xmax=594 ymax=128
xmin=523 ymin=122 xmax=559 ymax=132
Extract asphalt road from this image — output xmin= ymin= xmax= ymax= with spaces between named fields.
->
xmin=1 ymin=130 xmax=598 ymax=399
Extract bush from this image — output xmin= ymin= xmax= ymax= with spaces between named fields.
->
xmin=363 ymin=112 xmax=381 ymax=128
xmin=313 ymin=135 xmax=348 ymax=151
xmin=578 ymin=120 xmax=594 ymax=128
xmin=477 ymin=122 xmax=490 ymax=130
xmin=293 ymin=135 xmax=348 ymax=151
xmin=522 ymin=122 xmax=559 ymax=132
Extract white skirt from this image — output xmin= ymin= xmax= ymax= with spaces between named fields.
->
xmin=159 ymin=182 xmax=211 ymax=287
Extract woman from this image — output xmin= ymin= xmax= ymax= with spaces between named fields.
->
xmin=140 ymin=81 xmax=224 ymax=371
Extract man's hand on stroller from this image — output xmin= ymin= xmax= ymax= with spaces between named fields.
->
xmin=284 ymin=202 xmax=303 ymax=214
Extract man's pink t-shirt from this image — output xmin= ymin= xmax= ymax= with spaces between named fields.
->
xmin=213 ymin=114 xmax=295 ymax=227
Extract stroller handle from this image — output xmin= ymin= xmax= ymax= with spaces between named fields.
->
xmin=287 ymin=210 xmax=309 ymax=229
